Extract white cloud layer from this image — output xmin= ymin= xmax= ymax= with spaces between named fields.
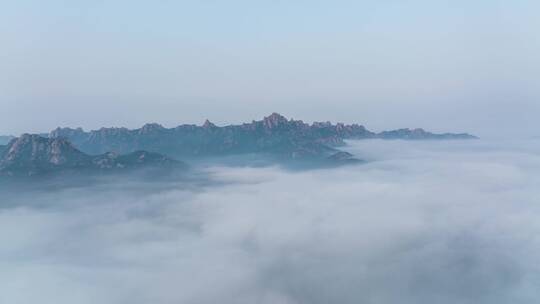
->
xmin=1 ymin=139 xmax=540 ymax=303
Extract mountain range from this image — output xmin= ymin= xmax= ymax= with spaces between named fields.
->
xmin=0 ymin=113 xmax=476 ymax=177
xmin=47 ymin=113 xmax=475 ymax=156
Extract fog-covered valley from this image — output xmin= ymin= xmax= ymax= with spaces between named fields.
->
xmin=1 ymin=139 xmax=540 ymax=304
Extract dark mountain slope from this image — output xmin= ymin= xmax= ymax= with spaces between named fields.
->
xmin=0 ymin=135 xmax=183 ymax=177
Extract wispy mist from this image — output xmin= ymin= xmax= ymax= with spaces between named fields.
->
xmin=1 ymin=139 xmax=540 ymax=303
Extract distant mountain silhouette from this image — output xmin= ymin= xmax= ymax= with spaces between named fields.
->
xmin=48 ymin=113 xmax=476 ymax=159
xmin=377 ymin=128 xmax=476 ymax=140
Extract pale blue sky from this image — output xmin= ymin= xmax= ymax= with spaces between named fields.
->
xmin=1 ymin=0 xmax=539 ymax=137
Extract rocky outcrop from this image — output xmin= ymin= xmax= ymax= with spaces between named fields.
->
xmin=202 ymin=119 xmax=217 ymax=129
xmin=262 ymin=112 xmax=290 ymax=130
xmin=138 ymin=123 xmax=166 ymax=135
xmin=0 ymin=135 xmax=90 ymax=175
xmin=0 ymin=135 xmax=182 ymax=177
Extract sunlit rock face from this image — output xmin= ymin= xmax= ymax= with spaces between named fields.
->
xmin=0 ymin=135 xmax=183 ymax=177
xmin=0 ymin=134 xmax=91 ymax=175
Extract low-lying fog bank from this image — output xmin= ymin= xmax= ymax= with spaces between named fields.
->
xmin=1 ymin=139 xmax=540 ymax=304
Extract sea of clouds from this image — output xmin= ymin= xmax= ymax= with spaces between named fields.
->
xmin=1 ymin=139 xmax=540 ymax=304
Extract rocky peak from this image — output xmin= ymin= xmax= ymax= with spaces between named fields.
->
xmin=0 ymin=134 xmax=90 ymax=175
xmin=202 ymin=119 xmax=217 ymax=129
xmin=312 ymin=121 xmax=333 ymax=128
xmin=49 ymin=127 xmax=86 ymax=139
xmin=350 ymin=124 xmax=367 ymax=131
xmin=262 ymin=113 xmax=289 ymax=129
xmin=0 ymin=134 xmax=183 ymax=176
xmin=138 ymin=123 xmax=165 ymax=135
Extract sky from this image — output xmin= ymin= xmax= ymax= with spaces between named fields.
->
xmin=2 ymin=139 xmax=540 ymax=303
xmin=1 ymin=0 xmax=539 ymax=137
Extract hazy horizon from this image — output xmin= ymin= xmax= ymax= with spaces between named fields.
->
xmin=1 ymin=1 xmax=539 ymax=138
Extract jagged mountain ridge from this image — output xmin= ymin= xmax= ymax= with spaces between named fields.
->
xmin=48 ymin=113 xmax=476 ymax=158
xmin=377 ymin=128 xmax=475 ymax=140
xmin=0 ymin=134 xmax=182 ymax=177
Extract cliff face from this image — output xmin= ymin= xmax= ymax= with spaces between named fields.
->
xmin=0 ymin=135 xmax=91 ymax=175
xmin=0 ymin=135 xmax=181 ymax=177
